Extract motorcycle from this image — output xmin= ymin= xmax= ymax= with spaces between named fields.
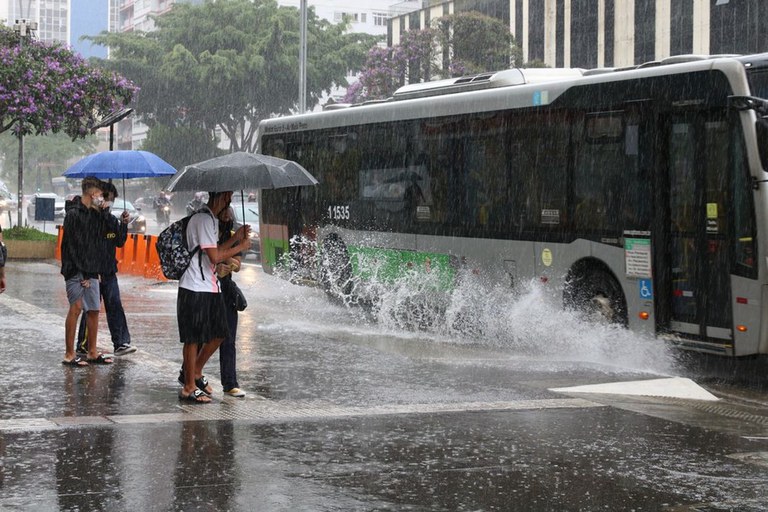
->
xmin=155 ymin=196 xmax=172 ymax=228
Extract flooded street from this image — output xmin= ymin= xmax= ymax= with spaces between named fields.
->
xmin=1 ymin=260 xmax=767 ymax=510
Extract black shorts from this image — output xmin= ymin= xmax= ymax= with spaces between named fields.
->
xmin=177 ymin=288 xmax=229 ymax=344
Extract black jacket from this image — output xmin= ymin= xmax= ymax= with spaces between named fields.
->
xmin=99 ymin=210 xmax=128 ymax=276
xmin=60 ymin=197 xmax=106 ymax=280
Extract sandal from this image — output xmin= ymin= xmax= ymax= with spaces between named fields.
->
xmin=195 ymin=376 xmax=213 ymax=396
xmin=178 ymin=370 xmax=212 ymax=395
xmin=62 ymin=356 xmax=88 ymax=367
xmin=87 ymin=354 xmax=114 ymax=365
xmin=178 ymin=388 xmax=211 ymax=403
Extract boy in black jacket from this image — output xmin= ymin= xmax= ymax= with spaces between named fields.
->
xmin=60 ymin=177 xmax=113 ymax=366
xmin=76 ymin=182 xmax=136 ymax=356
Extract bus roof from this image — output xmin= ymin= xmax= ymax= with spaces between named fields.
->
xmin=258 ymin=53 xmax=767 ymax=137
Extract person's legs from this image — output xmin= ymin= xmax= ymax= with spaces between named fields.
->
xmin=177 ymin=288 xmax=211 ymax=403
xmin=85 ymin=310 xmax=100 ymax=359
xmin=64 ymin=301 xmax=84 ymax=361
xmin=101 ymin=274 xmax=131 ymax=350
xmin=76 ymin=312 xmax=87 ymax=354
xmin=219 ymin=307 xmax=239 ymax=391
xmin=195 ymin=337 xmax=224 ymax=379
xmin=64 ymin=276 xmax=87 ymax=364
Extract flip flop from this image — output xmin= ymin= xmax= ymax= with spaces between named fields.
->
xmin=178 ymin=371 xmax=212 ymax=395
xmin=87 ymin=354 xmax=114 ymax=365
xmin=178 ymin=389 xmax=211 ymax=403
xmin=62 ymin=356 xmax=88 ymax=367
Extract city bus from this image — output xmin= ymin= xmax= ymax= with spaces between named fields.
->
xmin=256 ymin=53 xmax=768 ymax=356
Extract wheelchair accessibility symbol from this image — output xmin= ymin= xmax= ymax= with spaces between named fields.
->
xmin=639 ymin=279 xmax=653 ymax=300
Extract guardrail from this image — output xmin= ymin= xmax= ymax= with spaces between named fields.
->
xmin=56 ymin=226 xmax=168 ymax=282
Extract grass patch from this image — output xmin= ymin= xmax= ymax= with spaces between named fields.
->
xmin=3 ymin=226 xmax=57 ymax=241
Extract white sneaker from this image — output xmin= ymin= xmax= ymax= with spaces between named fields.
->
xmin=114 ymin=344 xmax=137 ymax=356
xmin=224 ymin=388 xmax=246 ymax=397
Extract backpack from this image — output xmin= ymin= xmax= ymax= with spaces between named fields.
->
xmin=155 ymin=210 xmax=214 ymax=280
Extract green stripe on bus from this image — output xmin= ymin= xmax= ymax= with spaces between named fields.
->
xmin=347 ymin=246 xmax=456 ymax=290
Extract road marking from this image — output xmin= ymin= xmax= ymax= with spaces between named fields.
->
xmin=0 ymin=398 xmax=602 ymax=432
xmin=550 ymin=377 xmax=719 ymax=401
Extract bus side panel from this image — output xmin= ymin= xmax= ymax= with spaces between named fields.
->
xmin=730 ymin=275 xmax=762 ymax=355
xmin=260 ymin=223 xmax=289 ymax=274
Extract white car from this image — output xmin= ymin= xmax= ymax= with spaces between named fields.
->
xmin=27 ymin=193 xmax=65 ymax=220
xmin=110 ymin=198 xmax=147 ymax=234
xmin=232 ymin=202 xmax=260 ymax=260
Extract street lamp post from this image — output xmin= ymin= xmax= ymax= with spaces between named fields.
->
xmin=299 ymin=0 xmax=307 ymax=114
xmin=13 ymin=18 xmax=37 ymax=228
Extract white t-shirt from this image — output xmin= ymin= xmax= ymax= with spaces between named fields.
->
xmin=179 ymin=207 xmax=220 ymax=293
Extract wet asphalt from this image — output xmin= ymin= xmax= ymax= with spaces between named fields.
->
xmin=1 ymin=259 xmax=768 ymax=511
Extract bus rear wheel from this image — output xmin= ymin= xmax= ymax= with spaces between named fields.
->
xmin=319 ymin=235 xmax=354 ymax=298
xmin=564 ymin=267 xmax=627 ymax=327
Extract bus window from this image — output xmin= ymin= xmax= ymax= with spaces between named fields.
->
xmin=512 ymin=111 xmax=569 ymax=232
xmin=573 ymin=112 xmax=640 ymax=234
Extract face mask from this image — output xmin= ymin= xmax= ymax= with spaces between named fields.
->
xmin=92 ymin=195 xmax=104 ymax=208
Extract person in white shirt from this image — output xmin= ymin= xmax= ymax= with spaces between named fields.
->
xmin=177 ymin=190 xmax=251 ymax=403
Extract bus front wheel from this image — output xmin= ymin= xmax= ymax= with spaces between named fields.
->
xmin=564 ymin=266 xmax=627 ymax=327
xmin=320 ymin=235 xmax=353 ymax=298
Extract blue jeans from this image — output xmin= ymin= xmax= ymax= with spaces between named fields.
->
xmin=219 ymin=305 xmax=239 ymax=391
xmin=77 ymin=273 xmax=131 ymax=351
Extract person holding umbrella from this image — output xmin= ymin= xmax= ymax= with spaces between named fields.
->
xmin=177 ymin=190 xmax=251 ymax=403
xmin=75 ymin=181 xmax=137 ymax=356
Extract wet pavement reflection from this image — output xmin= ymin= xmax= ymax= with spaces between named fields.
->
xmin=0 ymin=261 xmax=767 ymax=510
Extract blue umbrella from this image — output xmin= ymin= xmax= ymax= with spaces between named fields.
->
xmin=63 ymin=150 xmax=176 ymax=179
xmin=63 ymin=150 xmax=177 ymax=205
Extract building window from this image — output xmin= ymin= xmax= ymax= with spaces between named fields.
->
xmin=361 ymin=13 xmax=366 ymax=23
xmin=374 ymin=12 xmax=387 ymax=26
xmin=334 ymin=11 xmax=359 ymax=23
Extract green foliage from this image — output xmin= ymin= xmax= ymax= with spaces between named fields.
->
xmin=89 ymin=0 xmax=379 ymax=154
xmin=141 ymin=124 xmax=222 ymax=171
xmin=3 ymin=225 xmax=57 ymax=241
xmin=436 ymin=12 xmax=520 ymax=75
xmin=348 ymin=11 xmax=525 ymax=103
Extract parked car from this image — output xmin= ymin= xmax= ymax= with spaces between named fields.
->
xmin=27 ymin=193 xmax=65 ymax=220
xmin=111 ymin=198 xmax=147 ymax=234
xmin=231 ymin=202 xmax=260 ymax=260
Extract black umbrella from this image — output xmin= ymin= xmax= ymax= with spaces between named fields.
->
xmin=165 ymin=152 xmax=318 ymax=193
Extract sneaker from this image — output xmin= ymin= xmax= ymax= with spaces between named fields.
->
xmin=114 ymin=344 xmax=137 ymax=356
xmin=224 ymin=388 xmax=246 ymax=398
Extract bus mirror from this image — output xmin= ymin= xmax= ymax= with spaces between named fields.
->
xmin=757 ymin=118 xmax=768 ymax=172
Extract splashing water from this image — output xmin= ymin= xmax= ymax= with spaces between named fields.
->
xmin=274 ymin=237 xmax=677 ymax=375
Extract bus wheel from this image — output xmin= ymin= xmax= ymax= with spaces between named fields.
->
xmin=320 ymin=235 xmax=353 ymax=298
xmin=564 ymin=267 xmax=627 ymax=327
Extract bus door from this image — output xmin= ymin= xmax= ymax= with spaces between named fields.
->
xmin=661 ymin=112 xmax=732 ymax=343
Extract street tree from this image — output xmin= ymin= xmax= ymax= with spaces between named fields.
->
xmin=89 ymin=0 xmax=379 ymax=154
xmin=0 ymin=25 xmax=135 ymax=223
xmin=0 ymin=27 xmax=136 ymax=139
xmin=345 ymin=11 xmax=523 ymax=103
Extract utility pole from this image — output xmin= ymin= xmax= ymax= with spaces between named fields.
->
xmin=13 ymin=18 xmax=37 ymax=227
xmin=299 ymin=0 xmax=307 ymax=114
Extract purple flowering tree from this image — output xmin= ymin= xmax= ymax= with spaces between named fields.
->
xmin=0 ymin=26 xmax=135 ymax=225
xmin=0 ymin=27 xmax=136 ymax=138
xmin=346 ymin=12 xmax=522 ymax=103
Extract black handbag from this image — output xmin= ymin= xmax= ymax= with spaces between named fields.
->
xmin=231 ymin=281 xmax=248 ymax=311
xmin=222 ymin=277 xmax=247 ymax=311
